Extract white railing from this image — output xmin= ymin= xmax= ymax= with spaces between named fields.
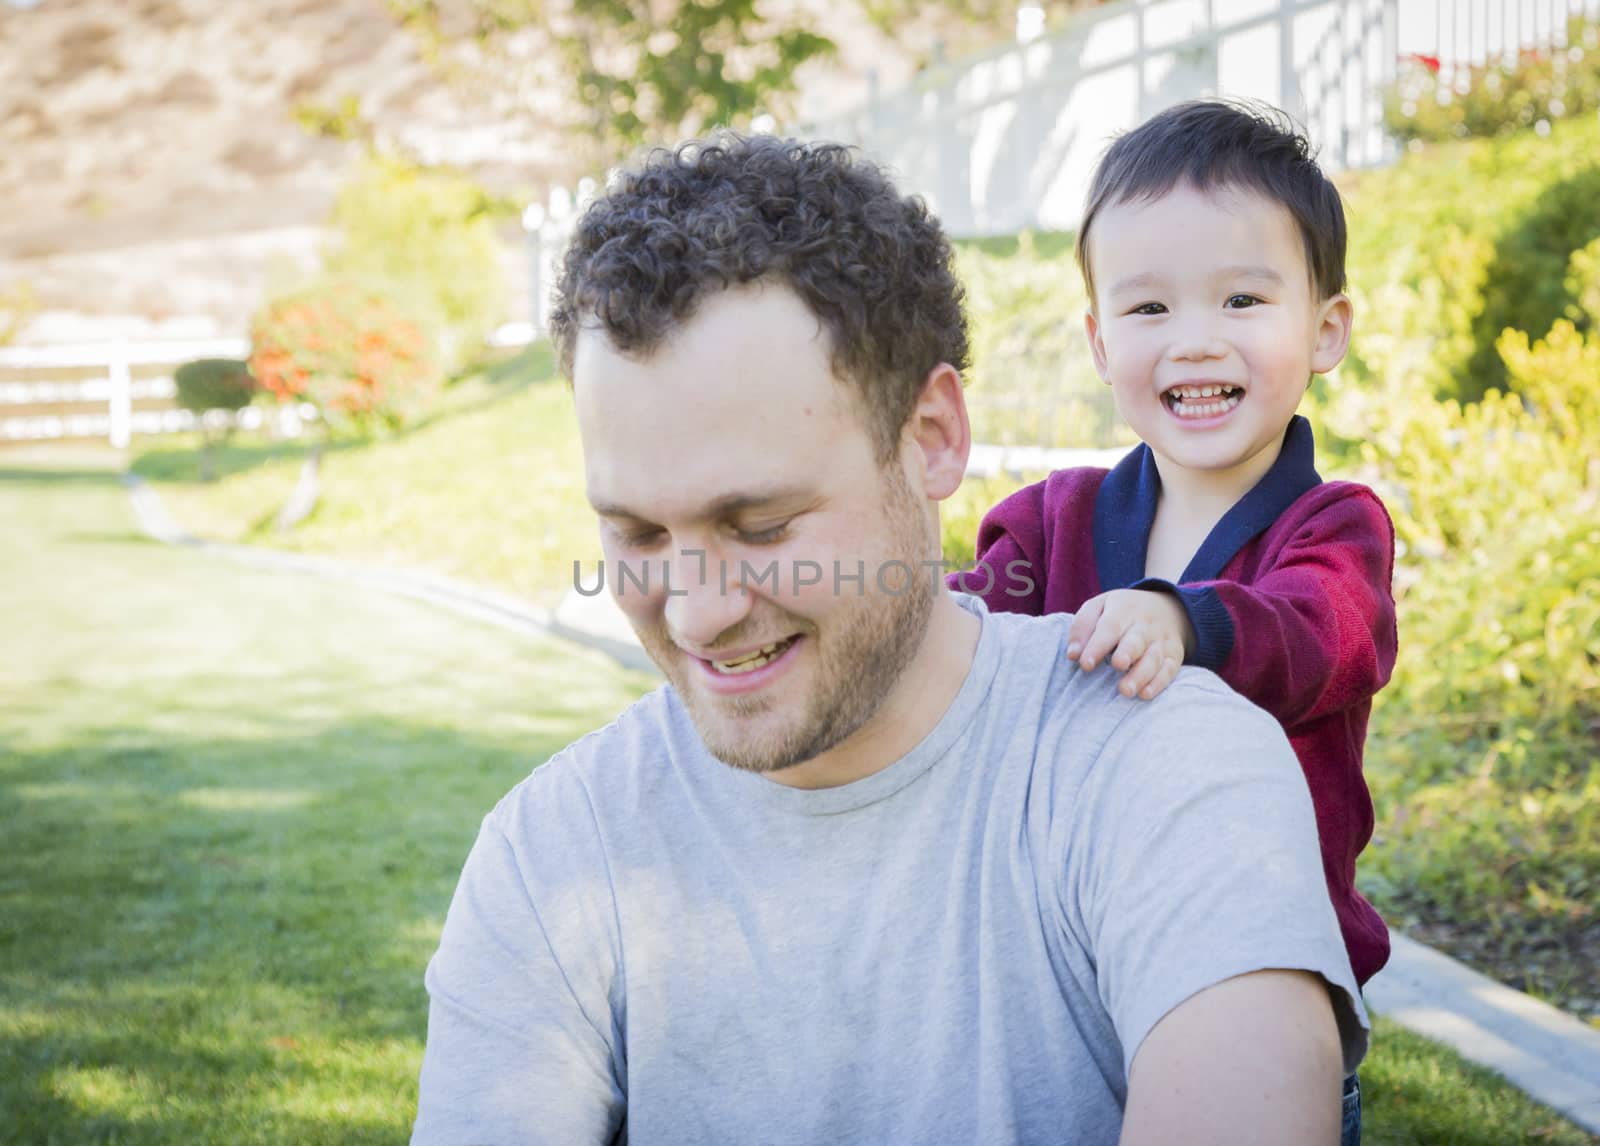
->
xmin=800 ymin=0 xmax=1600 ymax=239
xmin=802 ymin=0 xmax=1400 ymax=237
xmin=1402 ymin=0 xmax=1600 ymax=83
xmin=0 ymin=337 xmax=250 ymax=447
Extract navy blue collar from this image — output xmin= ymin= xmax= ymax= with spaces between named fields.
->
xmin=1092 ymin=415 xmax=1322 ymax=588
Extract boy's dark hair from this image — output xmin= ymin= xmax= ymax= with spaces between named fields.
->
xmin=1075 ymin=99 xmax=1347 ymax=303
xmin=550 ymin=133 xmax=970 ymax=462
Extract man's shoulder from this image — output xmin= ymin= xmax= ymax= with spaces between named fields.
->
xmin=1086 ymin=667 xmax=1296 ymax=792
xmin=488 ymin=684 xmax=684 ymax=833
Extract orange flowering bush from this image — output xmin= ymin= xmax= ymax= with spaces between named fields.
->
xmin=249 ymin=283 xmax=441 ymax=434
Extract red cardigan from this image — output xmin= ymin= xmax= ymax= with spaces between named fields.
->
xmin=951 ymin=417 xmax=1398 ymax=985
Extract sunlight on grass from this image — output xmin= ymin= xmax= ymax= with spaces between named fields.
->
xmin=135 ymin=360 xmax=601 ymax=606
xmin=16 ymin=781 xmax=140 ymax=802
xmin=177 ymin=787 xmax=321 ymax=812
xmin=49 ymin=1065 xmax=154 ymax=1119
xmin=1 ymin=467 xmax=651 ymax=1144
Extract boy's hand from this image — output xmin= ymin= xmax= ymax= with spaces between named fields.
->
xmin=1066 ymin=589 xmax=1196 ymax=700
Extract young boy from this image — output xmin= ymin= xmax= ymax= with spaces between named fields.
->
xmin=952 ymin=99 xmax=1396 ymax=1139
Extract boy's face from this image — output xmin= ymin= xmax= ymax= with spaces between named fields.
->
xmin=1084 ymin=181 xmax=1351 ymax=496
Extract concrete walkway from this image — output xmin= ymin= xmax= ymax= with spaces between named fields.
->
xmin=123 ymin=473 xmax=1600 ymax=1137
xmin=1368 ymin=934 xmax=1600 ymax=1135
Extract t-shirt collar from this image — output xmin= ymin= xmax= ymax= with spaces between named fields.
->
xmin=694 ymin=594 xmax=1001 ymax=816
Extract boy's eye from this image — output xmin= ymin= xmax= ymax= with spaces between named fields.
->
xmin=1225 ymin=294 xmax=1262 ymax=309
xmin=1129 ymin=302 xmax=1167 ymax=316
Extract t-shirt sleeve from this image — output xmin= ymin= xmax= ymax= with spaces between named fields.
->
xmin=1060 ymin=672 xmax=1370 ymax=1080
xmin=412 ymin=769 xmax=626 ymax=1145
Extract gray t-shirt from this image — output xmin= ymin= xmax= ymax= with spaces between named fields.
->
xmin=413 ymin=597 xmax=1367 ymax=1145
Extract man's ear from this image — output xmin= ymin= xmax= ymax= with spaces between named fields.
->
xmin=1085 ymin=308 xmax=1111 ymax=384
xmin=1311 ymin=293 xmax=1354 ymax=375
xmin=905 ymin=362 xmax=970 ymax=502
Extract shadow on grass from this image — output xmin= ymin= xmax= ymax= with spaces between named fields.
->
xmin=0 ymin=715 xmax=581 ymax=1145
xmin=471 ymin=341 xmax=556 ymax=388
xmin=0 ymin=468 xmax=126 ymax=486
xmin=128 ymin=436 xmax=352 ymax=486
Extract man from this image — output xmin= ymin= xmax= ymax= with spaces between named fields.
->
xmin=412 ymin=134 xmax=1367 ymax=1145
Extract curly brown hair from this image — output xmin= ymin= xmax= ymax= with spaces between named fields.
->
xmin=549 ymin=133 xmax=970 ymax=461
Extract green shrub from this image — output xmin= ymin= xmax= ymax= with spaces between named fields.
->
xmin=1335 ymin=113 xmax=1600 ymax=412
xmin=1329 ymin=247 xmax=1600 ymax=948
xmin=1464 ymin=164 xmax=1600 ymax=402
xmin=1383 ymin=17 xmax=1600 ymax=144
xmin=324 ymin=154 xmax=506 ymax=369
xmin=1565 ymin=234 xmax=1600 ymax=325
xmin=249 ymin=281 xmax=442 ymax=435
xmin=955 ymin=234 xmax=1134 ymax=451
xmin=173 ymin=358 xmax=256 ymax=414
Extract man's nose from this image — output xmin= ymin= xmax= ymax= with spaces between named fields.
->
xmin=663 ymin=548 xmax=756 ymax=652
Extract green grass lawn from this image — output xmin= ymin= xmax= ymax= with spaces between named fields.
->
xmin=1 ymin=461 xmax=649 ymax=1143
xmin=131 ymin=348 xmax=602 ymax=609
xmin=3 ymin=459 xmax=1596 ymax=1143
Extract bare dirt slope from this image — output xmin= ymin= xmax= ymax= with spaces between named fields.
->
xmin=0 ymin=0 xmax=954 ymax=328
xmin=0 ymin=0 xmax=576 ymax=324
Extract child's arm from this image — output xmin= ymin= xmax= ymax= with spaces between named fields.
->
xmin=947 ymin=478 xmax=1052 ymax=615
xmin=1139 ymin=486 xmax=1398 ymax=724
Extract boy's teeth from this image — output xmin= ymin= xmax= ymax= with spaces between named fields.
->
xmin=1169 ymin=392 xmax=1242 ymax=418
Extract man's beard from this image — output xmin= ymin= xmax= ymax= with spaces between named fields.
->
xmin=637 ymin=470 xmax=937 ymax=775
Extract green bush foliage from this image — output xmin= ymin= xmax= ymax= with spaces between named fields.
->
xmin=955 ymin=234 xmax=1134 ymax=451
xmin=249 ymin=282 xmax=441 ymax=436
xmin=323 ymin=154 xmax=506 ymax=369
xmin=939 ymin=471 xmax=1037 ymax=572
xmin=1338 ymin=112 xmax=1600 ymax=405
xmin=1383 ymin=17 xmax=1600 ymax=143
xmin=1317 ymin=243 xmax=1600 ymax=959
xmin=173 ymin=358 xmax=256 ymax=414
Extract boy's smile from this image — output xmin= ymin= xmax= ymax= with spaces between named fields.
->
xmin=1084 ymin=181 xmax=1352 ymax=499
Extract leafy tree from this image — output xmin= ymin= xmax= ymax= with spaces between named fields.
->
xmin=391 ymin=0 xmax=834 ymax=162
xmin=387 ymin=0 xmax=1112 ymax=165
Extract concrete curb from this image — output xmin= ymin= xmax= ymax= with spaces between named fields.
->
xmin=122 ymin=473 xmax=1600 ymax=1135
xmin=1366 ymin=932 xmax=1600 ymax=1136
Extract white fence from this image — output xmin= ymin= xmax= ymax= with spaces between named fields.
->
xmin=1402 ymin=0 xmax=1600 ymax=81
xmin=803 ymin=0 xmax=1600 ymax=238
xmin=0 ymin=338 xmax=251 ymax=448
xmin=804 ymin=0 xmax=1400 ymax=237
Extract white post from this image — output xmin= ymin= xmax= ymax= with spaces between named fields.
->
xmin=108 ymin=343 xmax=131 ymax=449
xmin=522 ymin=202 xmax=547 ymax=335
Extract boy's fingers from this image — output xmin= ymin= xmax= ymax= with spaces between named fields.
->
xmin=1066 ymin=599 xmax=1106 ymax=661
xmin=1118 ymin=642 xmax=1166 ymax=697
xmin=1109 ymin=627 xmax=1148 ymax=672
xmin=1138 ymin=655 xmax=1182 ymax=700
xmin=1077 ymin=618 xmax=1123 ymax=672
